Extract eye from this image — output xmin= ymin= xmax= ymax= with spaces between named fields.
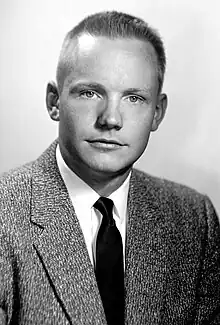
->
xmin=80 ymin=90 xmax=99 ymax=99
xmin=127 ymin=95 xmax=144 ymax=103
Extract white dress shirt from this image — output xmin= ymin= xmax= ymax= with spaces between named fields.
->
xmin=56 ymin=145 xmax=131 ymax=267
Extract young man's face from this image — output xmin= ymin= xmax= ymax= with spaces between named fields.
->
xmin=50 ymin=35 xmax=167 ymax=176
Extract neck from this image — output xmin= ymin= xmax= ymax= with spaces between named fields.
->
xmin=72 ymin=165 xmax=131 ymax=197
xmin=83 ymin=168 xmax=131 ymax=197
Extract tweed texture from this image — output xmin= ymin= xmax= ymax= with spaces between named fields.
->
xmin=0 ymin=140 xmax=220 ymax=325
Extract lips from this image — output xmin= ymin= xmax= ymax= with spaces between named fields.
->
xmin=89 ymin=138 xmax=123 ymax=146
xmin=87 ymin=138 xmax=124 ymax=150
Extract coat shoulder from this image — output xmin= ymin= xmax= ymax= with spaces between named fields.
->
xmin=0 ymin=163 xmax=34 ymax=226
xmin=0 ymin=162 xmax=33 ymax=195
xmin=131 ymin=169 xmax=219 ymax=240
xmin=131 ymin=168 xmax=211 ymax=209
xmin=0 ymin=140 xmax=57 ymax=199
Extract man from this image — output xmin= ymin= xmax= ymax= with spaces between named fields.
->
xmin=0 ymin=11 xmax=220 ymax=325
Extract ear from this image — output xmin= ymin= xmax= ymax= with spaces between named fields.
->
xmin=151 ymin=93 xmax=168 ymax=131
xmin=46 ymin=81 xmax=60 ymax=121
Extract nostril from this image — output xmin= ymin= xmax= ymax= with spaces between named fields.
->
xmin=95 ymin=114 xmax=122 ymax=130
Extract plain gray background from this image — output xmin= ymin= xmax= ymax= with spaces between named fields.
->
xmin=0 ymin=0 xmax=219 ymax=215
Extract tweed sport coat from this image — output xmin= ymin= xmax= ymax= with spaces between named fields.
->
xmin=0 ymin=141 xmax=220 ymax=325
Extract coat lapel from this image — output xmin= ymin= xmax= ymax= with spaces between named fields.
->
xmin=30 ymin=141 xmax=106 ymax=325
xmin=125 ymin=171 xmax=173 ymax=324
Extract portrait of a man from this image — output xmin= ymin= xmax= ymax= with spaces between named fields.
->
xmin=0 ymin=8 xmax=220 ymax=325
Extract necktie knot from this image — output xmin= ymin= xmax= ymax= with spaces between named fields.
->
xmin=94 ymin=197 xmax=114 ymax=225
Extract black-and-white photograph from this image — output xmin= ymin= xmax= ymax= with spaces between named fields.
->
xmin=0 ymin=0 xmax=219 ymax=324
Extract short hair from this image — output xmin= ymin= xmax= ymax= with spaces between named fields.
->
xmin=56 ymin=11 xmax=166 ymax=94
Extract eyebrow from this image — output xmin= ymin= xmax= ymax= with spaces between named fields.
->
xmin=123 ymin=88 xmax=152 ymax=96
xmin=70 ymin=82 xmax=104 ymax=89
xmin=69 ymin=82 xmax=105 ymax=93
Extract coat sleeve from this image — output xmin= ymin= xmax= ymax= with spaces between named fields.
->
xmin=195 ymin=197 xmax=220 ymax=324
xmin=0 ymin=308 xmax=7 ymax=324
xmin=0 ymin=233 xmax=14 ymax=324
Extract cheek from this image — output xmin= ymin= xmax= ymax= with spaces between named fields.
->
xmin=60 ymin=106 xmax=97 ymax=142
xmin=125 ymin=118 xmax=154 ymax=154
xmin=61 ymin=99 xmax=97 ymax=122
xmin=125 ymin=112 xmax=154 ymax=135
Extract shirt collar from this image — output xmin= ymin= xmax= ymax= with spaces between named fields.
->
xmin=56 ymin=145 xmax=99 ymax=212
xmin=108 ymin=172 xmax=130 ymax=224
xmin=56 ymin=144 xmax=131 ymax=222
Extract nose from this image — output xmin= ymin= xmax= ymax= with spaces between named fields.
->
xmin=96 ymin=98 xmax=123 ymax=130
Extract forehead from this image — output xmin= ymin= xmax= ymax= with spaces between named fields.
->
xmin=63 ymin=35 xmax=158 ymax=90
xmin=76 ymin=33 xmax=156 ymax=55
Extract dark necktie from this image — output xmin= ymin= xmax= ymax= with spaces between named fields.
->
xmin=94 ymin=197 xmax=124 ymax=325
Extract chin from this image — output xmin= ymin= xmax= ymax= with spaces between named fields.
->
xmin=87 ymin=159 xmax=132 ymax=176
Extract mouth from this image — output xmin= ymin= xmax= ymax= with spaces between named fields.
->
xmin=87 ymin=138 xmax=124 ymax=150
